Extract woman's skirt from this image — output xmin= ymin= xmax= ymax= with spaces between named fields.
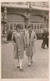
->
xmin=26 ymin=45 xmax=33 ymax=57
xmin=13 ymin=44 xmax=24 ymax=59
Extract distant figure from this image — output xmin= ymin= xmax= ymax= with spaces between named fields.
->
xmin=41 ymin=28 xmax=43 ymax=34
xmin=12 ymin=24 xmax=25 ymax=71
xmin=7 ymin=30 xmax=12 ymax=41
xmin=41 ymin=28 xmax=49 ymax=49
xmin=25 ymin=25 xmax=37 ymax=66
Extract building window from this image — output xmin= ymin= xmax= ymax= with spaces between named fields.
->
xmin=37 ymin=24 xmax=39 ymax=29
xmin=7 ymin=24 xmax=9 ymax=30
xmin=35 ymin=24 xmax=36 ymax=29
xmin=40 ymin=24 xmax=43 ymax=29
xmin=14 ymin=24 xmax=16 ymax=30
xmin=10 ymin=23 xmax=13 ymax=30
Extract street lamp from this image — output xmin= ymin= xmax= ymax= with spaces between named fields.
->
xmin=2 ymin=7 xmax=7 ymax=34
xmin=24 ymin=2 xmax=32 ymax=28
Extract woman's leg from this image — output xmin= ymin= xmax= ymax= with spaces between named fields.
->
xmin=28 ymin=56 xmax=31 ymax=66
xmin=31 ymin=56 xmax=33 ymax=63
xmin=19 ymin=58 xmax=23 ymax=70
xmin=17 ymin=58 xmax=20 ymax=68
xmin=30 ymin=46 xmax=35 ymax=63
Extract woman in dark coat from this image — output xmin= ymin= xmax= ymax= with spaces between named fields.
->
xmin=7 ymin=30 xmax=12 ymax=41
xmin=41 ymin=28 xmax=49 ymax=48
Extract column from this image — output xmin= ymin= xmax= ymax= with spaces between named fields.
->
xmin=3 ymin=7 xmax=7 ymax=34
xmin=24 ymin=12 xmax=29 ymax=29
xmin=47 ymin=19 xmax=49 ymax=28
xmin=44 ymin=16 xmax=47 ymax=28
xmin=25 ymin=18 xmax=29 ymax=29
xmin=13 ymin=23 xmax=14 ymax=30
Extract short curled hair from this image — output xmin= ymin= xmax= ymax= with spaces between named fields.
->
xmin=28 ymin=25 xmax=33 ymax=29
xmin=16 ymin=24 xmax=20 ymax=30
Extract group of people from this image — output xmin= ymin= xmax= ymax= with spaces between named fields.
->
xmin=12 ymin=24 xmax=37 ymax=71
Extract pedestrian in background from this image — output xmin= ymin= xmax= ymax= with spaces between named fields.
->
xmin=7 ymin=30 xmax=12 ymax=41
xmin=25 ymin=25 xmax=37 ymax=66
xmin=12 ymin=24 xmax=25 ymax=71
xmin=41 ymin=28 xmax=49 ymax=49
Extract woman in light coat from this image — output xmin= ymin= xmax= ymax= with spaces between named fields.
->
xmin=12 ymin=24 xmax=25 ymax=71
xmin=25 ymin=25 xmax=37 ymax=66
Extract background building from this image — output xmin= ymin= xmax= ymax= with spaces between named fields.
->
xmin=1 ymin=2 xmax=49 ymax=34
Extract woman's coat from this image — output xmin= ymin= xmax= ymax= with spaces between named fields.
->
xmin=25 ymin=30 xmax=37 ymax=57
xmin=12 ymin=31 xmax=25 ymax=59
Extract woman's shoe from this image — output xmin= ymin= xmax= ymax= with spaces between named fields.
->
xmin=31 ymin=61 xmax=33 ymax=63
xmin=19 ymin=67 xmax=23 ymax=71
xmin=17 ymin=65 xmax=20 ymax=68
xmin=28 ymin=63 xmax=31 ymax=67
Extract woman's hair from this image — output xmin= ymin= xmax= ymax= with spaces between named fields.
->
xmin=28 ymin=25 xmax=33 ymax=29
xmin=16 ymin=24 xmax=20 ymax=30
xmin=28 ymin=26 xmax=31 ymax=29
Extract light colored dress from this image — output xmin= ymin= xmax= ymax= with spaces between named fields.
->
xmin=12 ymin=31 xmax=25 ymax=59
xmin=25 ymin=30 xmax=37 ymax=57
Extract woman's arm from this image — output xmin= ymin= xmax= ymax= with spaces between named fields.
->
xmin=11 ymin=32 xmax=16 ymax=45
xmin=33 ymin=32 xmax=37 ymax=42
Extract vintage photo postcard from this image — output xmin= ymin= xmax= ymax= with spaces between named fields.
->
xmin=0 ymin=0 xmax=50 ymax=81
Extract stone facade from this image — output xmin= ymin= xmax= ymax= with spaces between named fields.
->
xmin=1 ymin=2 xmax=49 ymax=34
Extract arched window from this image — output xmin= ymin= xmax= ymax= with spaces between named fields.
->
xmin=14 ymin=24 xmax=16 ymax=30
xmin=10 ymin=23 xmax=13 ymax=30
xmin=35 ymin=24 xmax=36 ymax=29
xmin=37 ymin=24 xmax=39 ymax=29
xmin=40 ymin=24 xmax=43 ymax=29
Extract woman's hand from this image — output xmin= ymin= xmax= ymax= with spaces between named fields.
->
xmin=18 ymin=49 xmax=20 ymax=52
xmin=12 ymin=41 xmax=16 ymax=46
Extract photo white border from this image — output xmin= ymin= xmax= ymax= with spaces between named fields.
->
xmin=0 ymin=0 xmax=49 ymax=81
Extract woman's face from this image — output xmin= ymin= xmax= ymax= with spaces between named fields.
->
xmin=28 ymin=27 xmax=32 ymax=33
xmin=16 ymin=27 xmax=20 ymax=32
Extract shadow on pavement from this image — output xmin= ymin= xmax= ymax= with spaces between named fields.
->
xmin=1 ymin=40 xmax=11 ymax=44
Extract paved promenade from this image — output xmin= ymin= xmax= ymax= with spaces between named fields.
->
xmin=1 ymin=39 xmax=49 ymax=79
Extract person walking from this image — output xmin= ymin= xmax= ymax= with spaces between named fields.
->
xmin=7 ymin=30 xmax=12 ymax=41
xmin=41 ymin=28 xmax=49 ymax=49
xmin=45 ymin=28 xmax=49 ymax=48
xmin=12 ymin=24 xmax=25 ymax=71
xmin=25 ymin=25 xmax=37 ymax=66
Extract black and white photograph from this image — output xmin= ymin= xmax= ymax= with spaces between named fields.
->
xmin=1 ymin=1 xmax=49 ymax=80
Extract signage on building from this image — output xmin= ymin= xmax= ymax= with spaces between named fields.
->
xmin=1 ymin=2 xmax=49 ymax=10
xmin=31 ymin=2 xmax=49 ymax=10
xmin=1 ymin=2 xmax=29 ymax=9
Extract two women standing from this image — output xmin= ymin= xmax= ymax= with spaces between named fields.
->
xmin=12 ymin=24 xmax=37 ymax=71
